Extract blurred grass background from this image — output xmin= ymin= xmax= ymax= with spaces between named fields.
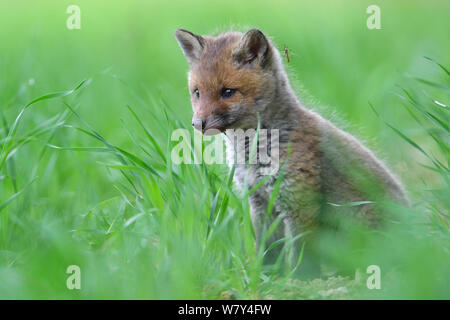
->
xmin=0 ymin=0 xmax=449 ymax=299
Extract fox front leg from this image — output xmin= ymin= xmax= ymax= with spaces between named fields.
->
xmin=248 ymin=194 xmax=283 ymax=259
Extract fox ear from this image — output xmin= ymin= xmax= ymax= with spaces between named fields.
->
xmin=233 ymin=29 xmax=270 ymax=67
xmin=174 ymin=29 xmax=205 ymax=67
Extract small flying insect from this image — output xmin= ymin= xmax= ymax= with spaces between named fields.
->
xmin=283 ymin=45 xmax=299 ymax=63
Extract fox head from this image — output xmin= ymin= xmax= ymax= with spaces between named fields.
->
xmin=174 ymin=28 xmax=281 ymax=135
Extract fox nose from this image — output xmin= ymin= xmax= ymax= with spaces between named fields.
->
xmin=192 ymin=118 xmax=205 ymax=131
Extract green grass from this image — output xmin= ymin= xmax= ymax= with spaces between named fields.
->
xmin=0 ymin=0 xmax=449 ymax=299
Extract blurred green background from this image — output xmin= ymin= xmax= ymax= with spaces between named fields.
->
xmin=0 ymin=0 xmax=449 ymax=299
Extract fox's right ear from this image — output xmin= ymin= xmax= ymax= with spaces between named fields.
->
xmin=174 ymin=29 xmax=205 ymax=67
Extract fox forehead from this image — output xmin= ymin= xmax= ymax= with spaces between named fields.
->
xmin=188 ymin=32 xmax=269 ymax=96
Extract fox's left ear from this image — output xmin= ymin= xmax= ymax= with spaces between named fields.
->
xmin=233 ymin=29 xmax=270 ymax=68
xmin=174 ymin=29 xmax=205 ymax=67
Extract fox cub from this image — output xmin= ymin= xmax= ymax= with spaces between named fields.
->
xmin=175 ymin=28 xmax=408 ymax=273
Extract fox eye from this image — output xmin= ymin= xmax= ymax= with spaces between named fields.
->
xmin=193 ymin=88 xmax=200 ymax=98
xmin=221 ymin=88 xmax=237 ymax=98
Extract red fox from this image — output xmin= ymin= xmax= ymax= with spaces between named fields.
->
xmin=175 ymin=28 xmax=409 ymax=275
